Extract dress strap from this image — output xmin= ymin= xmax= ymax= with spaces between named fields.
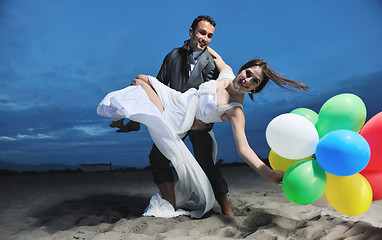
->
xmin=217 ymin=102 xmax=243 ymax=116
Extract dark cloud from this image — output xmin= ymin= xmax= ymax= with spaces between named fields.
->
xmin=0 ymin=98 xmax=13 ymax=104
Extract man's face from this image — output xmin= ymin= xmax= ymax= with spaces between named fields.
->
xmin=189 ymin=20 xmax=215 ymax=52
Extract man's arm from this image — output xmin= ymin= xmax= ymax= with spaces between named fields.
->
xmin=207 ymin=60 xmax=220 ymax=81
xmin=157 ymin=52 xmax=172 ymax=85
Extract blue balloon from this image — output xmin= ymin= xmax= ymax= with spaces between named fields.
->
xmin=315 ymin=130 xmax=371 ymax=176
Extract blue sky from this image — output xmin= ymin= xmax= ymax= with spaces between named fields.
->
xmin=1 ymin=0 xmax=381 ymax=169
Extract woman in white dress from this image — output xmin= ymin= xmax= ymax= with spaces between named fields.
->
xmin=97 ymin=48 xmax=309 ymax=218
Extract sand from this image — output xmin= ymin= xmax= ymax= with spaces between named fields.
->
xmin=1 ymin=166 xmax=382 ymax=240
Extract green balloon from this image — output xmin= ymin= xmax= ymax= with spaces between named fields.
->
xmin=291 ymin=108 xmax=318 ymax=125
xmin=282 ymin=159 xmax=327 ymax=205
xmin=316 ymin=93 xmax=367 ymax=138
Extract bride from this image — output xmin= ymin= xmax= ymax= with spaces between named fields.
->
xmin=97 ymin=47 xmax=309 ymax=218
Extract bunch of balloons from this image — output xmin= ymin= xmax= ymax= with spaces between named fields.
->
xmin=266 ymin=93 xmax=382 ymax=216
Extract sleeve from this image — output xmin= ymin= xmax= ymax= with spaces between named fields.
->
xmin=206 ymin=65 xmax=220 ymax=82
xmin=157 ymin=52 xmax=173 ymax=85
xmin=216 ymin=70 xmax=235 ymax=81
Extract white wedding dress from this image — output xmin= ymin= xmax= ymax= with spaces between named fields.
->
xmin=97 ymin=71 xmax=242 ymax=218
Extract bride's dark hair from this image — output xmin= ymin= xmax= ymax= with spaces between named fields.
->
xmin=238 ymin=59 xmax=310 ymax=101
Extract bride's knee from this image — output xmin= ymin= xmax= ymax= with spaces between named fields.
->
xmin=131 ymin=75 xmax=150 ymax=86
xmin=137 ymin=74 xmax=149 ymax=81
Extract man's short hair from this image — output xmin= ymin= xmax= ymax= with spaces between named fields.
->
xmin=190 ymin=15 xmax=216 ymax=30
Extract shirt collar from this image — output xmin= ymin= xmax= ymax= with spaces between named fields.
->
xmin=191 ymin=50 xmax=203 ymax=60
xmin=183 ymin=40 xmax=204 ymax=60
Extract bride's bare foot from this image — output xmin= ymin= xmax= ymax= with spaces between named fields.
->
xmin=116 ymin=120 xmax=140 ymax=133
xmin=110 ymin=119 xmax=125 ymax=128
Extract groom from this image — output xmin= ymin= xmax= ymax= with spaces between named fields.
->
xmin=154 ymin=15 xmax=234 ymax=216
xmin=119 ymin=15 xmax=233 ymax=216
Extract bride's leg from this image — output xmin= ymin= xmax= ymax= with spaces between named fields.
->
xmin=114 ymin=75 xmax=163 ymax=133
xmin=132 ymin=75 xmax=164 ymax=113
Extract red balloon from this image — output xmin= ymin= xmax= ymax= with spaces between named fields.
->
xmin=360 ymin=112 xmax=382 ymax=171
xmin=360 ymin=170 xmax=382 ymax=201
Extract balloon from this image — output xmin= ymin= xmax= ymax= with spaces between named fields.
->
xmin=360 ymin=112 xmax=382 ymax=171
xmin=360 ymin=170 xmax=382 ymax=201
xmin=290 ymin=108 xmax=318 ymax=125
xmin=268 ymin=150 xmax=309 ymax=171
xmin=266 ymin=113 xmax=319 ymax=159
xmin=315 ymin=129 xmax=371 ymax=176
xmin=283 ymin=159 xmax=327 ymax=205
xmin=315 ymin=93 xmax=367 ymax=138
xmin=326 ymin=173 xmax=372 ymax=216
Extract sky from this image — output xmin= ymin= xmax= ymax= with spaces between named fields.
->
xmin=0 ymin=0 xmax=382 ymax=169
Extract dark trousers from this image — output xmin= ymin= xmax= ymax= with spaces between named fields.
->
xmin=149 ymin=129 xmax=228 ymax=197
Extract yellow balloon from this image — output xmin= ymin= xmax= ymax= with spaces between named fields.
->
xmin=326 ymin=173 xmax=373 ymax=216
xmin=269 ymin=150 xmax=308 ymax=171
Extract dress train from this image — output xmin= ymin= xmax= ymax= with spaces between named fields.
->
xmin=97 ymin=84 xmax=215 ymax=218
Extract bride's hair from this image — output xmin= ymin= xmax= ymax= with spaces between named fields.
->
xmin=238 ymin=59 xmax=310 ymax=101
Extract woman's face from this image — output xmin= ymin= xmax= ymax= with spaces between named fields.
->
xmin=232 ymin=66 xmax=263 ymax=93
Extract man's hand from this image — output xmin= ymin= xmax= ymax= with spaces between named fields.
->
xmin=191 ymin=119 xmax=212 ymax=131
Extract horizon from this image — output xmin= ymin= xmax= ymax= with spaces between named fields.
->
xmin=0 ymin=159 xmax=253 ymax=173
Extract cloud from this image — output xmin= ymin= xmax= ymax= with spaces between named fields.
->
xmin=0 ymin=150 xmax=22 ymax=156
xmin=0 ymin=97 xmax=14 ymax=105
xmin=0 ymin=136 xmax=16 ymax=141
xmin=17 ymin=133 xmax=56 ymax=140
xmin=73 ymin=125 xmax=111 ymax=136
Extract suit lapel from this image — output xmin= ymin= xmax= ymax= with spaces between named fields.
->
xmin=188 ymin=51 xmax=209 ymax=87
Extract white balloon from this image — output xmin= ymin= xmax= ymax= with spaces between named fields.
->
xmin=266 ymin=113 xmax=319 ymax=159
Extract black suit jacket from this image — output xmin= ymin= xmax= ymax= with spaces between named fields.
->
xmin=152 ymin=46 xmax=228 ymax=195
xmin=157 ymin=47 xmax=219 ymax=93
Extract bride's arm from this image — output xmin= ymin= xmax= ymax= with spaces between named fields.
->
xmin=226 ymin=107 xmax=284 ymax=184
xmin=208 ymin=47 xmax=233 ymax=73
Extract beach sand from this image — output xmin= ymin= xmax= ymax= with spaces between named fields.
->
xmin=1 ymin=166 xmax=382 ymax=240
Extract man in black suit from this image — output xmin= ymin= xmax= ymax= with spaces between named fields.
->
xmin=116 ymin=15 xmax=233 ymax=215
xmin=153 ymin=15 xmax=233 ymax=216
